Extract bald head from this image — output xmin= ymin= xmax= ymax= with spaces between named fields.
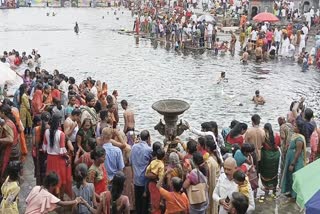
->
xmin=224 ymin=157 xmax=237 ymax=168
xmin=102 ymin=127 xmax=113 ymax=140
xmin=224 ymin=157 xmax=237 ymax=180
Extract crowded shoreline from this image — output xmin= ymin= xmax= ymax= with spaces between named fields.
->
xmin=0 ymin=1 xmax=320 ymax=212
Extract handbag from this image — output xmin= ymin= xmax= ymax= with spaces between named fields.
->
xmin=187 ymin=170 xmax=207 ymax=205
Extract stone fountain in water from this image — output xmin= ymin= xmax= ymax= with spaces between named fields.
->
xmin=152 ymin=99 xmax=190 ymax=143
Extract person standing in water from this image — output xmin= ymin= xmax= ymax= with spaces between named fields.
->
xmin=74 ymin=22 xmax=79 ymax=35
xmin=252 ymin=90 xmax=265 ymax=105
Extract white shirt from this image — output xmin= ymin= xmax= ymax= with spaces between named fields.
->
xmin=274 ymin=29 xmax=282 ymax=42
xmin=213 ymin=173 xmax=255 ymax=214
xmin=251 ymin=30 xmax=257 ymax=41
xmin=261 ymin=25 xmax=267 ymax=33
xmin=302 ymin=26 xmax=309 ymax=35
xmin=90 ymin=86 xmax=98 ymax=100
xmin=207 ymin=23 xmax=213 ymax=35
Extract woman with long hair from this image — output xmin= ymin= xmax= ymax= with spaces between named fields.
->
xmin=32 ymin=112 xmax=51 ymax=185
xmin=226 ymin=123 xmax=248 ymax=152
xmin=183 ymin=151 xmax=208 ymax=214
xmin=42 ymin=113 xmax=72 ymax=199
xmin=72 ymin=163 xmax=97 ymax=214
xmin=205 ymin=136 xmax=221 ymax=214
xmin=281 ymin=120 xmax=307 ymax=199
xmin=209 ymin=121 xmax=225 ymax=148
xmin=0 ymin=104 xmax=19 ymax=186
xmin=260 ymin=123 xmax=280 ymax=196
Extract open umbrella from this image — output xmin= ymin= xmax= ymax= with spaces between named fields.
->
xmin=197 ymin=14 xmax=215 ymax=23
xmin=292 ymin=159 xmax=320 ymax=212
xmin=253 ymin=12 xmax=279 ymax=23
xmin=0 ymin=62 xmax=18 ymax=85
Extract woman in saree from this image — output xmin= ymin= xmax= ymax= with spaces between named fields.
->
xmin=164 ymin=152 xmax=184 ymax=191
xmin=205 ymin=135 xmax=221 ymax=214
xmin=0 ymin=104 xmax=19 ymax=186
xmin=260 ymin=123 xmax=280 ymax=197
xmin=43 ymin=85 xmax=53 ymax=108
xmin=3 ymin=99 xmax=28 ymax=160
xmin=281 ymin=120 xmax=307 ymax=199
xmin=19 ymin=85 xmax=32 ymax=135
xmin=76 ymin=118 xmax=96 ymax=152
xmin=31 ymin=84 xmax=45 ymax=117
xmin=225 ymin=123 xmax=248 ymax=153
xmin=32 ymin=112 xmax=51 ymax=185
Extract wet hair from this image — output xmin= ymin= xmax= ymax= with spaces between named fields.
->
xmin=152 ymin=141 xmax=162 ymax=157
xmin=231 ymin=192 xmax=249 ymax=214
xmin=156 ymin=148 xmax=165 ymax=160
xmin=43 ymin=172 xmax=59 ymax=189
xmin=111 ymin=171 xmax=126 ymax=214
xmin=69 ymin=77 xmax=75 ymax=84
xmin=106 ymin=95 xmax=113 ymax=103
xmin=85 ymin=93 xmax=95 ymax=103
xmin=187 ymin=139 xmax=197 ymax=154
xmin=205 ymin=135 xmax=222 ymax=166
xmin=0 ymin=104 xmax=16 ymax=125
xmin=209 ymin=121 xmax=219 ymax=138
xmin=120 ymin=99 xmax=128 ymax=106
xmin=289 ymin=101 xmax=298 ymax=111
xmin=75 ymin=163 xmax=88 ymax=189
xmin=230 ymin=120 xmax=239 ymax=129
xmin=251 ymin=114 xmax=261 ymax=125
xmin=71 ymin=108 xmax=81 ymax=116
xmin=304 ymin=108 xmax=314 ymax=121
xmin=233 ymin=170 xmax=246 ymax=183
xmin=198 ymin=136 xmax=206 ymax=149
xmin=229 ymin=123 xmax=248 ymax=138
xmin=192 ymin=151 xmax=207 ymax=176
xmin=90 ymin=146 xmax=106 ymax=160
xmin=201 ymin=122 xmax=212 ymax=132
xmin=49 ymin=113 xmax=62 ymax=148
xmin=241 ymin=143 xmax=254 ymax=154
xmin=99 ymin=110 xmax=108 ymax=121
xmin=172 ymin=177 xmax=183 ymax=192
xmin=7 ymin=161 xmax=22 ymax=181
xmin=140 ymin=130 xmax=150 ymax=141
xmin=264 ymin=123 xmax=275 ymax=146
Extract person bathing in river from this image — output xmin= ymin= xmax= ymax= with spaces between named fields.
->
xmin=217 ymin=72 xmax=228 ymax=84
xmin=74 ymin=22 xmax=79 ymax=35
xmin=252 ymin=90 xmax=265 ymax=105
xmin=255 ymin=45 xmax=263 ymax=62
xmin=241 ymin=49 xmax=249 ymax=64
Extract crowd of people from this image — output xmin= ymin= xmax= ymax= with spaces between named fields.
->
xmin=129 ymin=0 xmax=320 ymax=70
xmin=0 ymin=49 xmax=319 ymax=214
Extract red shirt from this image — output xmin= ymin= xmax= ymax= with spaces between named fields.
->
xmin=266 ymin=31 xmax=273 ymax=41
xmin=51 ymin=89 xmax=61 ymax=100
xmin=226 ymin=134 xmax=244 ymax=147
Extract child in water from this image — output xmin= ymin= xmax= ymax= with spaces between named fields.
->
xmin=214 ymin=38 xmax=220 ymax=56
xmin=217 ymin=72 xmax=228 ymax=84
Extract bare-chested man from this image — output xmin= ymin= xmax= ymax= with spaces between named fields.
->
xmin=252 ymin=90 xmax=265 ymax=105
xmin=121 ymin=99 xmax=135 ymax=133
xmin=64 ymin=108 xmax=81 ymax=153
xmin=255 ymin=45 xmax=263 ymax=62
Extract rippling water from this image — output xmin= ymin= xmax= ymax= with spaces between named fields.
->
xmin=1 ymin=8 xmax=320 ymax=140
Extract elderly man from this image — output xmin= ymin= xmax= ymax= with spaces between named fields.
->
xmin=213 ymin=157 xmax=255 ymax=214
xmin=80 ymin=93 xmax=97 ymax=127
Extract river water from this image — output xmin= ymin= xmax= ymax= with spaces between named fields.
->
xmin=1 ymin=7 xmax=315 ymax=213
xmin=1 ymin=8 xmax=320 ymax=137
